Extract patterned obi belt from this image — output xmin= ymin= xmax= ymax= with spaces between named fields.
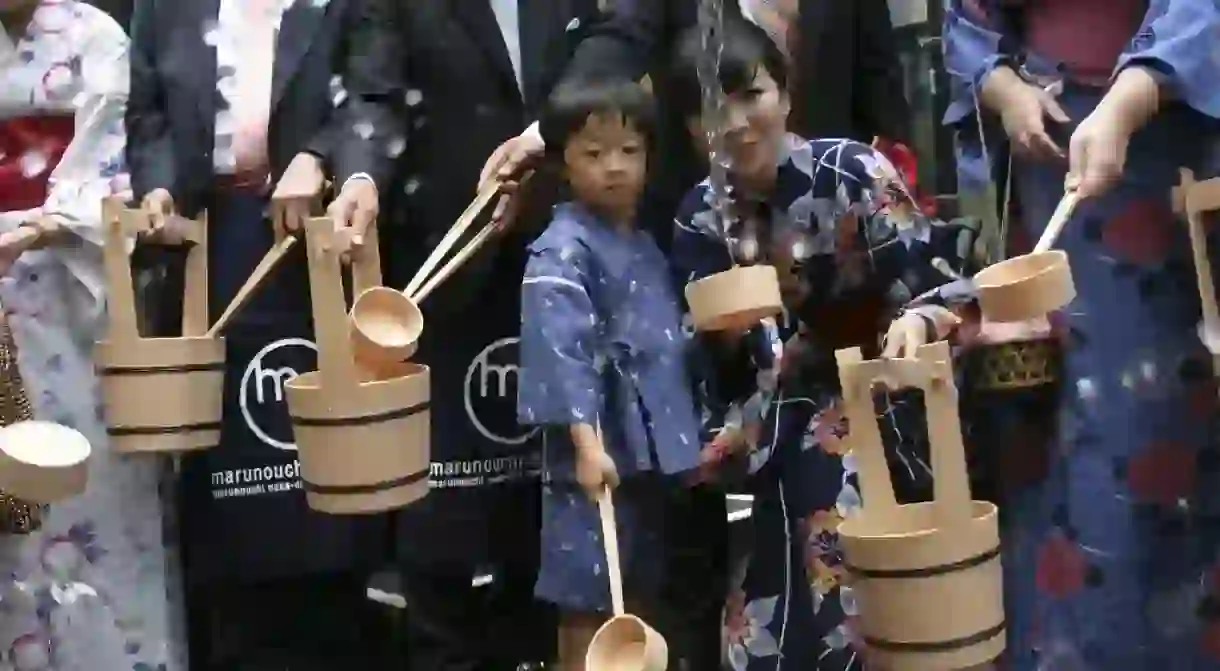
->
xmin=0 ymin=114 xmax=74 ymax=212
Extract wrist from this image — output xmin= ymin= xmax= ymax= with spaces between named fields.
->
xmin=979 ymin=65 xmax=1024 ymax=112
xmin=1097 ymin=66 xmax=1162 ymax=137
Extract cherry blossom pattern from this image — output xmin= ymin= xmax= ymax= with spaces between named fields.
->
xmin=725 ymin=592 xmax=782 ymax=671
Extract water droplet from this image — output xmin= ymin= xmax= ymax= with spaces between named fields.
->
xmin=403 ymin=177 xmax=421 ymax=195
xmin=353 ymin=120 xmax=375 ymax=140
xmin=202 ymin=21 xmax=221 ymax=46
xmin=386 ymin=136 xmax=406 ymax=157
xmin=1076 ymin=377 xmax=1097 ymax=402
xmin=405 ymin=89 xmax=423 ymax=107
xmin=19 ymin=151 xmax=48 ymax=178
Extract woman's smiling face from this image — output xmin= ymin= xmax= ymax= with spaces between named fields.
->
xmin=689 ymin=66 xmax=791 ymax=192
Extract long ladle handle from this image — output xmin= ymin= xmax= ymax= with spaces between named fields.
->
xmin=597 ymin=486 xmax=625 ymax=617
xmin=1032 ymin=190 xmax=1081 ymax=253
xmin=205 ymin=235 xmax=298 ymax=338
xmin=402 ymin=181 xmax=501 ymax=298
xmin=410 ymin=224 xmax=498 ymax=304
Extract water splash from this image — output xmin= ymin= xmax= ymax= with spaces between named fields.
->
xmin=697 ymin=0 xmax=735 ymax=245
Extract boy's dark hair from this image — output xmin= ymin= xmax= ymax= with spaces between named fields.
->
xmin=539 ymin=77 xmax=657 ymax=154
xmin=670 ymin=17 xmax=789 ymax=122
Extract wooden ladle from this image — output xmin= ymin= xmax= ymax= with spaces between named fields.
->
xmin=347 ymin=179 xmax=513 ymax=366
xmin=973 ymin=190 xmax=1080 ymax=323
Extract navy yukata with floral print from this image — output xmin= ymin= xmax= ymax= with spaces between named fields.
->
xmin=944 ymin=0 xmax=1220 ymax=668
xmin=672 ymin=135 xmax=980 ymax=671
xmin=518 ymin=202 xmax=704 ymax=613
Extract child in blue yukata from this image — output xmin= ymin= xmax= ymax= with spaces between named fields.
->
xmin=667 ymin=19 xmax=978 ymax=671
xmin=516 ymin=78 xmax=708 ymax=671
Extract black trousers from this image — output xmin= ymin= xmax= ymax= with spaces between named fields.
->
xmin=400 ymin=562 xmax=556 ymax=671
xmin=655 ymin=484 xmax=730 ymax=671
xmin=186 ymin=573 xmax=399 ymax=670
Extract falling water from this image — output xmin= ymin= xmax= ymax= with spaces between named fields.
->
xmin=697 ymin=0 xmax=735 ymax=243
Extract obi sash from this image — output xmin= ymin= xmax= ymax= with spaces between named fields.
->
xmin=0 ymin=114 xmax=74 ymax=212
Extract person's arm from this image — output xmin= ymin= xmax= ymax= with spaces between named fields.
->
xmin=517 ymin=240 xmax=603 ymax=445
xmin=853 ymin=0 xmax=910 ymax=143
xmin=25 ymin=9 xmax=131 ymax=330
xmin=1107 ymin=0 xmax=1220 ymax=125
xmin=312 ymin=0 xmax=406 ymax=192
xmin=125 ymin=0 xmax=175 ymax=202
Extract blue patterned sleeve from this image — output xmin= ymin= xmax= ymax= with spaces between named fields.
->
xmin=1114 ymin=0 xmax=1220 ymax=119
xmin=942 ymin=0 xmax=1015 ymax=126
xmin=942 ymin=0 xmax=1017 ymax=189
xmin=517 ymin=243 xmax=602 ymax=427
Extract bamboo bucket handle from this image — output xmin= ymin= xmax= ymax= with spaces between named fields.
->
xmin=835 ymin=341 xmax=972 ymax=529
xmin=301 ymin=217 xmax=383 ymax=392
xmin=1032 ymin=190 xmax=1081 ymax=253
xmin=177 ymin=212 xmax=209 ymax=337
xmin=1180 ymin=169 xmax=1220 ymax=340
xmin=101 ymin=198 xmax=141 ymax=345
xmin=402 ymin=180 xmax=502 ymax=298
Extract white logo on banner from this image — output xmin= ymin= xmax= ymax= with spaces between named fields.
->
xmin=464 ymin=337 xmax=539 ymax=445
xmin=239 ymin=337 xmax=316 ymax=451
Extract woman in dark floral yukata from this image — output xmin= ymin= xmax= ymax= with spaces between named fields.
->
xmin=669 ymin=21 xmax=979 ymax=671
xmin=945 ymin=0 xmax=1220 ymax=668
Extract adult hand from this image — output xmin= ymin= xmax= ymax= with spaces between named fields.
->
xmin=0 ymin=227 xmax=40 ymax=277
xmin=272 ymin=153 xmax=325 ymax=238
xmin=479 ymin=132 xmax=545 ymax=225
xmin=689 ymin=424 xmax=756 ymax=485
xmin=991 ymin=75 xmax=1070 ymax=162
xmin=326 ymin=177 xmax=378 ymax=254
xmin=882 ymin=306 xmax=963 ymax=358
xmin=1066 ymin=107 xmax=1130 ymax=200
xmin=575 ymin=447 xmax=620 ymax=502
xmin=140 ymin=188 xmax=185 ymax=244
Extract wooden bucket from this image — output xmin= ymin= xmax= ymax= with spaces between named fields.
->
xmin=96 ymin=200 xmax=224 ymax=454
xmin=284 ymin=217 xmax=430 ymax=515
xmin=835 ymin=342 xmax=1004 ymax=670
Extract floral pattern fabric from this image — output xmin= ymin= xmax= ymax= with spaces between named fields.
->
xmin=0 ymin=2 xmax=186 ymax=670
xmin=673 ymin=135 xmax=978 ymax=670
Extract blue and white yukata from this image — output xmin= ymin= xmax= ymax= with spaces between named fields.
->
xmin=517 ymin=202 xmax=704 ymax=613
xmin=672 ymin=135 xmax=979 ymax=671
xmin=945 ymin=0 xmax=1220 ymax=667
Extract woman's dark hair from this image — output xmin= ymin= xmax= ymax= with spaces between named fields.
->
xmin=539 ymin=77 xmax=657 ymax=154
xmin=670 ymin=17 xmax=789 ymax=122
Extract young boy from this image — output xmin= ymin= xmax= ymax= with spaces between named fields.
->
xmin=668 ymin=19 xmax=976 ymax=671
xmin=516 ymin=78 xmax=706 ymax=671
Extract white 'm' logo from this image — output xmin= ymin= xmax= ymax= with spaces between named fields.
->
xmin=239 ymin=337 xmax=316 ymax=451
xmin=464 ymin=337 xmax=539 ymax=445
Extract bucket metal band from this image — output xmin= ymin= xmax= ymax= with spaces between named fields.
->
xmin=99 ymin=362 xmax=225 ymax=375
xmin=843 ymin=545 xmax=999 ymax=579
xmin=301 ymin=467 xmax=429 ymax=495
xmin=289 ymin=401 xmax=429 ymax=427
xmin=864 ymin=621 xmax=1006 ymax=653
xmin=107 ymin=420 xmax=223 ymax=436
